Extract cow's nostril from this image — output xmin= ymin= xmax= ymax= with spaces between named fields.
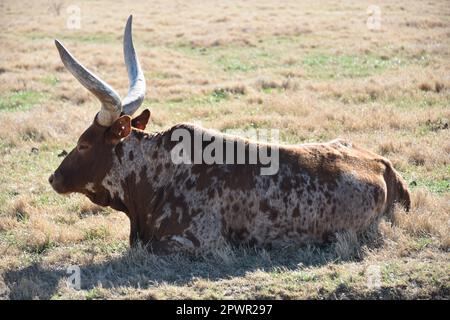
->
xmin=48 ymin=174 xmax=54 ymax=185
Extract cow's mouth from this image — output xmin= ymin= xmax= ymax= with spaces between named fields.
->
xmin=49 ymin=183 xmax=72 ymax=195
xmin=48 ymin=173 xmax=72 ymax=195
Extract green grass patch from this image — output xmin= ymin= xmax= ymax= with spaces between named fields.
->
xmin=172 ymin=39 xmax=292 ymax=74
xmin=41 ymin=75 xmax=59 ymax=86
xmin=150 ymin=88 xmax=244 ymax=115
xmin=302 ymin=53 xmax=407 ymax=79
xmin=175 ymin=42 xmax=427 ymax=78
xmin=409 ymin=178 xmax=449 ymax=194
xmin=414 ymin=237 xmax=434 ymax=250
xmin=97 ymin=240 xmax=128 ymax=254
xmin=35 ymin=193 xmax=65 ymax=207
xmin=216 ymin=55 xmax=256 ymax=72
xmin=85 ymin=287 xmax=106 ymax=300
xmin=416 ymin=118 xmax=449 ymax=136
xmin=0 ymin=90 xmax=45 ymax=112
xmin=27 ymin=32 xmax=117 ymax=44
xmin=392 ymin=93 xmax=448 ymax=110
xmin=24 ymin=235 xmax=56 ymax=255
xmin=404 ymin=166 xmax=450 ymax=194
xmin=293 ymin=270 xmax=318 ymax=282
xmin=0 ymin=140 xmax=16 ymax=151
xmin=147 ymin=71 xmax=178 ymax=80
xmin=175 ymin=44 xmax=266 ymax=73
xmin=405 ymin=166 xmax=449 ymax=194
xmin=381 ymin=263 xmax=402 ymax=285
xmin=261 ymin=87 xmax=283 ymax=94
xmin=209 ymin=87 xmax=246 ymax=102
xmin=210 ymin=88 xmax=230 ymax=102
xmin=83 ymin=226 xmax=110 ymax=241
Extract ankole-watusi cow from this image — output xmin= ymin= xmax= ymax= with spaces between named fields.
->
xmin=49 ymin=16 xmax=411 ymax=254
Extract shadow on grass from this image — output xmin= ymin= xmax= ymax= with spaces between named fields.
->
xmin=3 ymin=233 xmax=383 ymax=300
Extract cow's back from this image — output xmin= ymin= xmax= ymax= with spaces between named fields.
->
xmin=154 ymin=126 xmax=392 ymax=250
xmin=216 ymin=139 xmax=389 ymax=247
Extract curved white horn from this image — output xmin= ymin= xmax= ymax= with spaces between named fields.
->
xmin=55 ymin=40 xmax=122 ymax=126
xmin=121 ymin=15 xmax=146 ymax=116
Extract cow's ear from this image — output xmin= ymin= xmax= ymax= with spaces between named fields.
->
xmin=131 ymin=109 xmax=151 ymax=130
xmin=106 ymin=115 xmax=132 ymax=144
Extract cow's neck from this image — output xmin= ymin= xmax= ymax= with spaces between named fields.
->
xmin=101 ymin=129 xmax=174 ymax=217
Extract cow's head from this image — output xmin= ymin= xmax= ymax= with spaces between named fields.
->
xmin=49 ymin=15 xmax=149 ymax=205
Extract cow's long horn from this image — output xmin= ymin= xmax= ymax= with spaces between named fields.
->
xmin=121 ymin=15 xmax=146 ymax=116
xmin=54 ymin=40 xmax=122 ymax=126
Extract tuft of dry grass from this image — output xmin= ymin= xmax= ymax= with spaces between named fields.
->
xmin=333 ymin=230 xmax=360 ymax=261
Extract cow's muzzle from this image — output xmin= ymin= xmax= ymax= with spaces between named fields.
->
xmin=48 ymin=171 xmax=67 ymax=194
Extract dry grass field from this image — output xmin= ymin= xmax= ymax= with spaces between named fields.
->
xmin=0 ymin=0 xmax=449 ymax=299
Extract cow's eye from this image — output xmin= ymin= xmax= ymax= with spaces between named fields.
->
xmin=78 ymin=143 xmax=90 ymax=151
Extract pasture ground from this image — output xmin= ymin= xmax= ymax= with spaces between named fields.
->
xmin=0 ymin=0 xmax=449 ymax=299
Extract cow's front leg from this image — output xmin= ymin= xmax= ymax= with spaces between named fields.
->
xmin=129 ymin=220 xmax=139 ymax=247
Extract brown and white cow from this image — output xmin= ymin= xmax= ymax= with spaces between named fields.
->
xmin=49 ymin=16 xmax=411 ymax=254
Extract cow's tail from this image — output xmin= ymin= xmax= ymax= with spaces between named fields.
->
xmin=383 ymin=159 xmax=411 ymax=213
